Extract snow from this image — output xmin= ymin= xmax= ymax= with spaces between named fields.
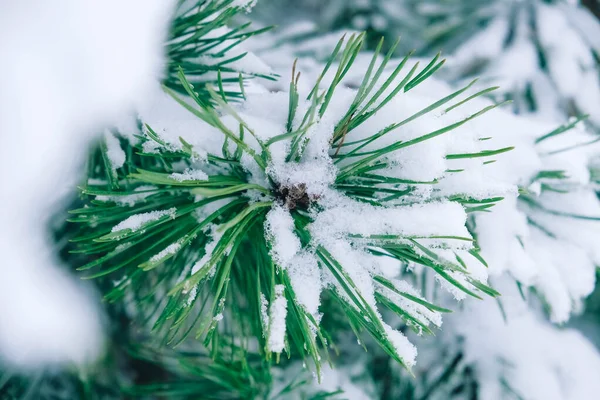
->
xmin=286 ymin=251 xmax=322 ymax=317
xmin=137 ymin=89 xmax=221 ymax=158
xmin=232 ymin=0 xmax=258 ymax=13
xmin=0 ymin=0 xmax=172 ymax=368
xmin=323 ymin=240 xmax=378 ymax=311
xmin=537 ymin=3 xmax=600 ymax=126
xmin=444 ymin=281 xmax=600 ymax=400
xmin=443 ymin=0 xmax=600 ymax=127
xmin=265 ymin=205 xmax=302 ymax=267
xmin=376 ymin=279 xmax=442 ymax=330
xmin=383 ymin=322 xmax=417 ymax=368
xmin=266 ymin=160 xmax=337 ymax=198
xmin=169 ymin=168 xmax=209 ymax=182
xmin=185 ymin=285 xmax=198 ymax=307
xmin=191 ymin=225 xmax=224 ymax=276
xmin=310 ymin=197 xmax=471 ymax=245
xmin=275 ymin=362 xmax=374 ymax=400
xmin=150 ymin=242 xmax=182 ymax=263
xmin=226 ymin=52 xmax=273 ymax=75
xmin=267 ymin=284 xmax=288 ymax=353
xmin=111 ymin=208 xmax=176 ymax=233
xmin=104 ymin=131 xmax=126 ymax=171
xmin=212 ymin=313 xmax=223 ymax=322
xmin=96 ymin=185 xmax=156 ymax=206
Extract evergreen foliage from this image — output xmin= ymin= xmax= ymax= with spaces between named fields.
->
xmin=67 ymin=32 xmax=505 ymax=376
xmin=254 ymin=0 xmax=600 ymax=131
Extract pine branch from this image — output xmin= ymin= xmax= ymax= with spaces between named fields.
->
xmin=68 ymin=33 xmax=507 ymax=375
xmin=165 ymin=0 xmax=276 ymax=100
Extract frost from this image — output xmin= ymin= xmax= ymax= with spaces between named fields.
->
xmin=260 ymin=293 xmax=269 ymax=336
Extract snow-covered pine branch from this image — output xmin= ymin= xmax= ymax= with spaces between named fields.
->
xmin=69 ymin=33 xmax=515 ymax=374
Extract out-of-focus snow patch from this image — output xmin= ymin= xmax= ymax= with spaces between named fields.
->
xmin=273 ymin=362 xmax=375 ymax=400
xmin=0 ymin=0 xmax=173 ymax=368
xmin=450 ymin=281 xmax=600 ymax=400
